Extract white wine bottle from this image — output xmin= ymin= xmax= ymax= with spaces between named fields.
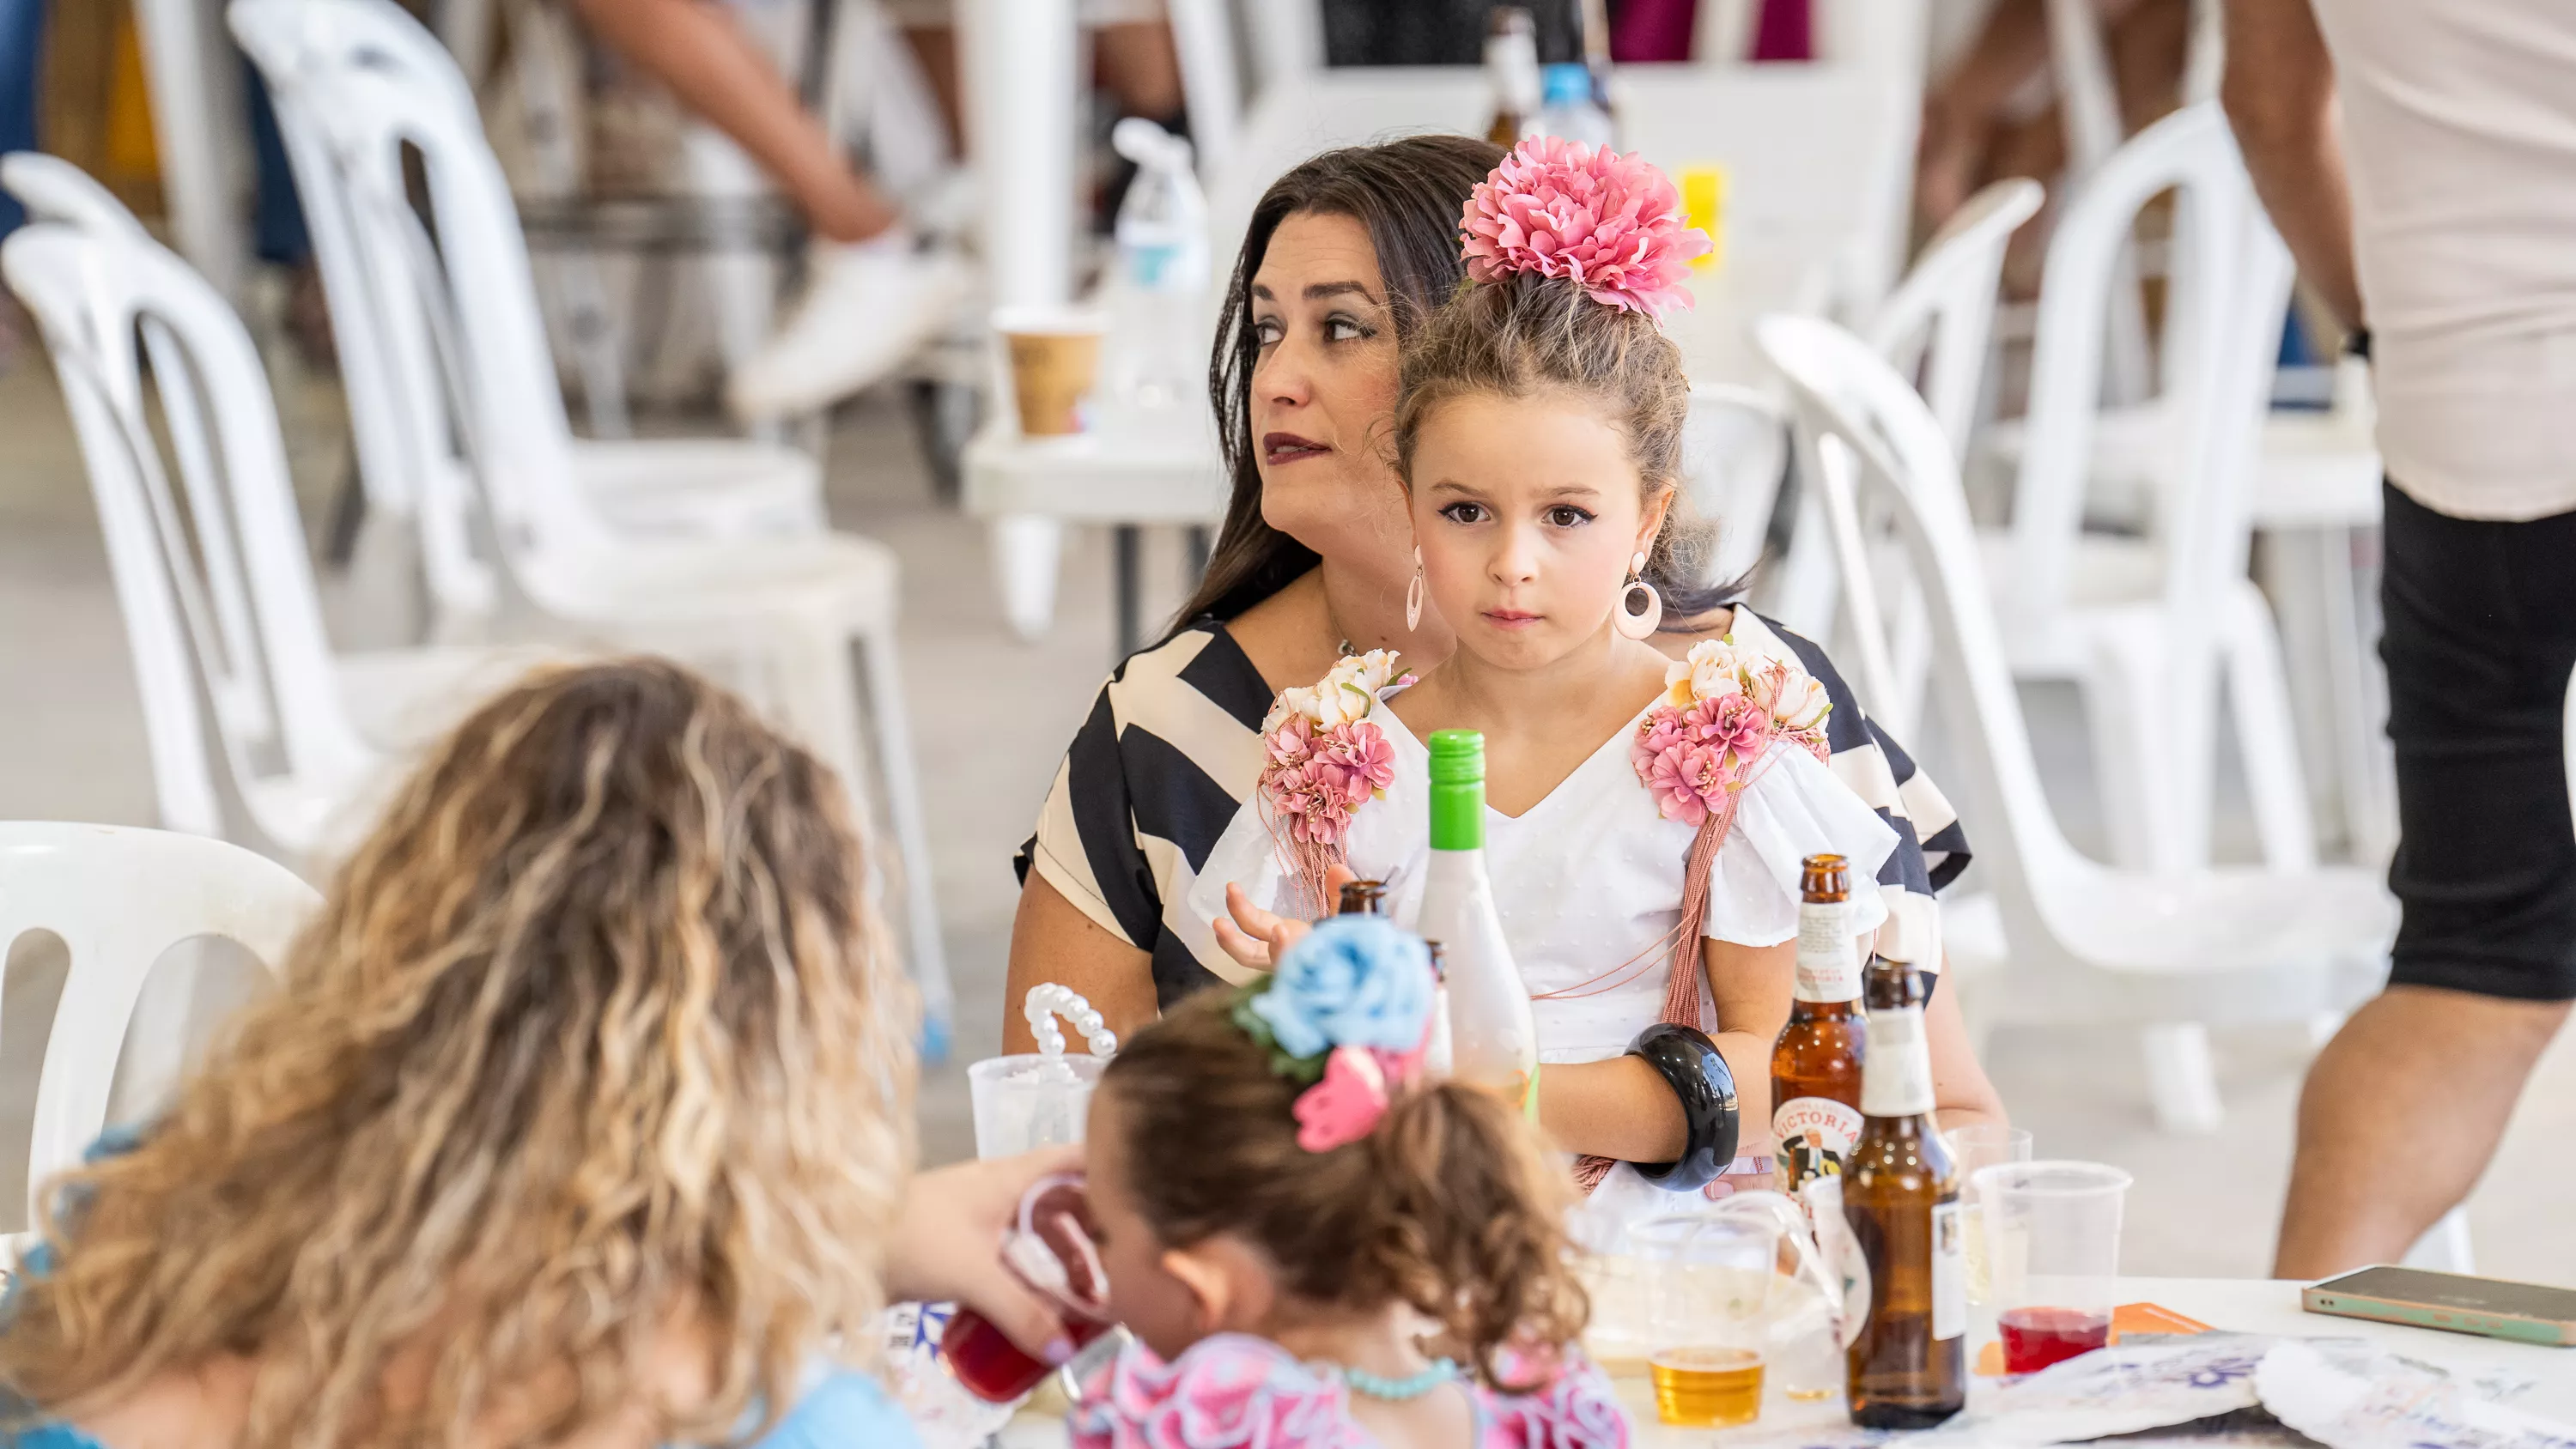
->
xmin=1415 ymin=730 xmax=1537 ymax=1092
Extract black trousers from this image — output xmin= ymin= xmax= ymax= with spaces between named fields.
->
xmin=2381 ymin=480 xmax=2576 ymax=1001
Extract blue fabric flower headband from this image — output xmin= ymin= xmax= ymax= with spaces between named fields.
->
xmin=1230 ymin=917 xmax=1439 ymax=1152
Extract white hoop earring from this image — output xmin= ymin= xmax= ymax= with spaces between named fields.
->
xmin=1614 ymin=550 xmax=1662 ymax=640
xmin=1406 ymin=548 xmax=1425 ymax=632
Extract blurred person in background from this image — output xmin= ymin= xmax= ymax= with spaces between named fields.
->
xmin=1002 ymin=135 xmax=1996 ymax=1143
xmin=2223 ymin=0 xmax=2576 ymax=1278
xmin=568 ymin=0 xmax=1183 ymax=421
xmin=1917 ymin=0 xmax=2190 ymax=289
xmin=0 ymin=660 xmax=1073 ymax=1449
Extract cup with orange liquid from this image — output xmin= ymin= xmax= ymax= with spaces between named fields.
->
xmin=1976 ymin=1161 xmax=2132 ymax=1375
xmin=1629 ymin=1210 xmax=1777 ymax=1427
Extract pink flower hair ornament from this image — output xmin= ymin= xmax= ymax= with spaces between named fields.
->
xmin=1461 ymin=136 xmax=1713 ymax=318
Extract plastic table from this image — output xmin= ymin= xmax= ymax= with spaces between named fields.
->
xmin=995 ymin=1276 xmax=2576 ymax=1446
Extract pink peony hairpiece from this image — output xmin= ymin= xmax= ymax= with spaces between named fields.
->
xmin=1460 ymin=136 xmax=1713 ymax=318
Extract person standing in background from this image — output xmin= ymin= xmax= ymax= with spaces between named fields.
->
xmin=2222 ymin=0 xmax=2576 ymax=1278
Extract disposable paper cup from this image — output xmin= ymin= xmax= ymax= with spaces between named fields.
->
xmin=995 ymin=306 xmax=1107 ymax=437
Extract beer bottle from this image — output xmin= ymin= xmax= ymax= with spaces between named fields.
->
xmin=1483 ymin=8 xmax=1541 ymax=146
xmin=1844 ymin=915 xmax=1965 ymax=1428
xmin=1336 ymin=879 xmax=1388 ymax=916
xmin=1771 ymin=854 xmax=1866 ymax=1197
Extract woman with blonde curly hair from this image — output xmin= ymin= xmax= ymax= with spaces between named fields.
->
xmin=0 ymin=659 xmax=1075 ymax=1449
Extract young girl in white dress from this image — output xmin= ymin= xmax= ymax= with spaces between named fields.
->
xmin=1183 ymin=138 xmax=1904 ymax=1223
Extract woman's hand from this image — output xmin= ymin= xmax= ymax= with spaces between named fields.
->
xmin=1210 ymin=864 xmax=1356 ymax=971
xmin=884 ymin=1148 xmax=1084 ymax=1361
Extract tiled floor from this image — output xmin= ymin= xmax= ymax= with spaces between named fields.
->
xmin=4 ymin=336 xmax=2573 ymax=1287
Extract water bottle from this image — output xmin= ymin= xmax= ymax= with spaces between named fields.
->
xmin=1535 ymin=63 xmax=1618 ymax=150
xmin=1099 ymin=118 xmax=1210 ymax=438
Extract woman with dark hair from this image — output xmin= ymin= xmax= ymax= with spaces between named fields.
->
xmin=1005 ymin=136 xmax=1990 ymax=1173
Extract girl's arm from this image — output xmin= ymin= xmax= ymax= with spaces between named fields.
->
xmin=1533 ymin=939 xmax=1793 ymax=1164
xmin=1701 ymin=937 xmax=1795 ymax=1145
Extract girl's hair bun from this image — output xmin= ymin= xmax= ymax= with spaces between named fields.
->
xmin=1461 ymin=136 xmax=1711 ymax=318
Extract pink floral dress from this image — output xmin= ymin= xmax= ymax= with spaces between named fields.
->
xmin=1068 ymin=1335 xmax=1630 ymax=1449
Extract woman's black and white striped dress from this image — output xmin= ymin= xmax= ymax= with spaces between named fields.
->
xmin=1016 ymin=612 xmax=1971 ymax=1009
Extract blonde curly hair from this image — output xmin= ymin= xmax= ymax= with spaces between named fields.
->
xmin=0 ymin=659 xmax=917 ymax=1448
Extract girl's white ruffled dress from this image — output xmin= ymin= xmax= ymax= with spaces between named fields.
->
xmin=1185 ymin=612 xmax=1901 ymax=1225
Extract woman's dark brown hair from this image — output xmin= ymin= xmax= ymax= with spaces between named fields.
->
xmin=1178 ymin=134 xmax=1510 ymax=629
xmin=1394 ymin=269 xmax=1733 ymax=619
xmin=1100 ymin=989 xmax=1588 ymax=1389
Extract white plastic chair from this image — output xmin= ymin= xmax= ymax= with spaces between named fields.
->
xmin=1768 ymin=178 xmax=2042 ymax=734
xmin=224 ymin=14 xmax=954 ymax=1032
xmin=0 ymin=822 xmax=316 ymax=1240
xmin=1983 ymin=105 xmax=2311 ymax=881
xmin=1680 ymin=385 xmax=1789 ymax=589
xmin=1756 ymin=313 xmax=2391 ymax=1134
xmin=0 ymin=215 xmax=556 ymax=861
xmin=229 ymin=0 xmax=827 ymax=592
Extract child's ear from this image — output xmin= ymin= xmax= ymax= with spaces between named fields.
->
xmin=1157 ymin=1236 xmax=1276 ymax=1336
xmin=1636 ymin=484 xmax=1674 ymax=558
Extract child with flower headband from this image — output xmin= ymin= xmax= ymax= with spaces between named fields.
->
xmin=1185 ymin=138 xmax=1910 ymax=1220
xmin=1075 ymin=916 xmax=1625 ymax=1449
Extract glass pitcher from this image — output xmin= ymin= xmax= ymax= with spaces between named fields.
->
xmin=1591 ymin=1191 xmax=1859 ymax=1410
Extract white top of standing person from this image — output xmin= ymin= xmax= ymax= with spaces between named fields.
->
xmin=2309 ymin=0 xmax=2576 ymax=519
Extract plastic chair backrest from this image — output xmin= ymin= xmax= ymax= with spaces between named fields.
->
xmin=2005 ymin=103 xmax=2293 ymax=628
xmin=0 ymin=822 xmax=314 ymax=1225
xmin=229 ymin=0 xmax=442 ymax=543
xmin=1680 ymin=385 xmax=1789 ymax=587
xmin=233 ymin=0 xmax=606 ymax=574
xmin=1864 ymin=178 xmax=2044 ymax=460
xmin=2 ymin=223 xmax=375 ymax=849
xmin=1759 ymin=314 xmax=2093 ymax=931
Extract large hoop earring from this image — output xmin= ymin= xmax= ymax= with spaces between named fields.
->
xmin=1614 ymin=550 xmax=1662 ymax=640
xmin=1406 ymin=548 xmax=1425 ymax=632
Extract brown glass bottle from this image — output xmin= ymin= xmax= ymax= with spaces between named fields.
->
xmin=1843 ymin=927 xmax=1965 ymax=1428
xmin=1771 ymin=854 xmax=1865 ymax=1198
xmin=1483 ymin=8 xmax=1540 ymax=145
xmin=1337 ymin=879 xmax=1389 ymax=916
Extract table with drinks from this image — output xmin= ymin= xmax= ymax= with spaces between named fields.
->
xmin=956 ymin=845 xmax=2576 ymax=1444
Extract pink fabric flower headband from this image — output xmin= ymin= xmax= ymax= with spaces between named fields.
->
xmin=1461 ymin=136 xmax=1713 ymax=318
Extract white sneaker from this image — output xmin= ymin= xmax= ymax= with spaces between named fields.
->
xmin=728 ymin=237 xmax=969 ymax=421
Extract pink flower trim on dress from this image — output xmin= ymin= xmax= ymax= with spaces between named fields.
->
xmin=1255 ymin=651 xmax=1412 ymax=914
xmin=1460 ymin=136 xmax=1712 ymax=318
xmin=1630 ymin=639 xmax=1832 ymax=826
xmin=1069 ymin=1335 xmax=1631 ymax=1449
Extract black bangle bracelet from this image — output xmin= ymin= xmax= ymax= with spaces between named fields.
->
xmin=1626 ymin=1022 xmax=1740 ymax=1193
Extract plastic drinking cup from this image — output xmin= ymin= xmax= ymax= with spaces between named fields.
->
xmin=968 ymin=1052 xmax=1106 ymax=1159
xmin=1947 ymin=1125 xmax=2032 ymax=1305
xmin=1628 ymin=1210 xmax=1776 ymax=1426
xmin=1976 ymin=1161 xmax=2131 ymax=1374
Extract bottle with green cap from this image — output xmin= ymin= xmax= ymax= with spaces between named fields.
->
xmin=1415 ymin=730 xmax=1537 ymax=1093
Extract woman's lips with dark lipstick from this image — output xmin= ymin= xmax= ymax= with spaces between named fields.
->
xmin=1263 ymin=432 xmax=1330 ymax=465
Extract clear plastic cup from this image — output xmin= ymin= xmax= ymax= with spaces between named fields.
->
xmin=968 ymin=1053 xmax=1106 ymax=1159
xmin=1976 ymin=1161 xmax=2131 ymax=1374
xmin=1947 ymin=1125 xmax=2033 ymax=1305
xmin=1629 ymin=1210 xmax=1777 ymax=1427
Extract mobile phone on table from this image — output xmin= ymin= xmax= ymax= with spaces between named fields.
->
xmin=2303 ymin=1265 xmax=2576 ymax=1347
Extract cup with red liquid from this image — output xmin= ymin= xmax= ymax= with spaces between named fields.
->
xmin=940 ymin=1173 xmax=1115 ymax=1403
xmin=1975 ymin=1161 xmax=2131 ymax=1375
